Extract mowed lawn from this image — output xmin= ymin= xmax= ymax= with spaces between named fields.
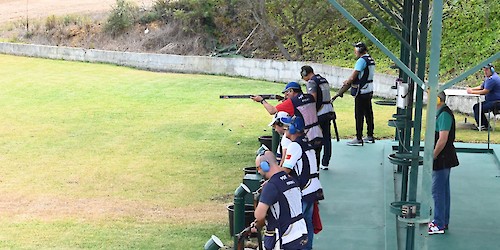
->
xmin=0 ymin=54 xmax=496 ymax=249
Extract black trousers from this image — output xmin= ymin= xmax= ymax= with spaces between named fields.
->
xmin=354 ymin=93 xmax=374 ymax=140
xmin=318 ymin=113 xmax=333 ymax=166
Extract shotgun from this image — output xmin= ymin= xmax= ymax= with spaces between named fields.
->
xmin=220 ymin=94 xmax=284 ymax=101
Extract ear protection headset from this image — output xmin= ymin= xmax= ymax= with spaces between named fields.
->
xmin=437 ymin=91 xmax=446 ymax=105
xmin=286 ymin=116 xmax=305 ymax=135
xmin=300 ymin=66 xmax=313 ymax=78
xmin=354 ymin=42 xmax=367 ymax=53
xmin=487 ymin=63 xmax=495 ymax=73
xmin=258 ymin=152 xmax=271 ymax=172
xmin=301 ymin=69 xmax=307 ymax=78
xmin=260 ymin=160 xmax=270 ymax=172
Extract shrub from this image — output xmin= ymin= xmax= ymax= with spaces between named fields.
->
xmin=45 ymin=15 xmax=57 ymax=30
xmin=105 ymin=0 xmax=139 ymax=37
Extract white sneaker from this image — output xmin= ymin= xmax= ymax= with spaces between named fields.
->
xmin=320 ymin=165 xmax=329 ymax=170
xmin=428 ymin=221 xmax=445 ymax=235
xmin=346 ymin=138 xmax=363 ymax=146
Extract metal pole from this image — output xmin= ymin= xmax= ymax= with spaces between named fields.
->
xmin=327 ymin=0 xmax=426 ymax=88
xmin=421 ymin=1 xmax=446 ymax=249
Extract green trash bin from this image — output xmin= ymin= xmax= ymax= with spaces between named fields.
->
xmin=243 ymin=173 xmax=262 ymax=205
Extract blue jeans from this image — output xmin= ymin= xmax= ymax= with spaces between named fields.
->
xmin=302 ymin=201 xmax=314 ymax=250
xmin=432 ymin=168 xmax=451 ymax=228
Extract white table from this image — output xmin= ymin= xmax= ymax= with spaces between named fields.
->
xmin=444 ymin=89 xmax=483 ymax=130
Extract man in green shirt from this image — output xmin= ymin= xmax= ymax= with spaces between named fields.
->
xmin=429 ymin=91 xmax=459 ymax=235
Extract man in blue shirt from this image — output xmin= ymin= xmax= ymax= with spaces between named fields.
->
xmin=466 ymin=63 xmax=500 ymax=130
xmin=251 ymin=150 xmax=308 ymax=250
xmin=333 ymin=42 xmax=376 ymax=145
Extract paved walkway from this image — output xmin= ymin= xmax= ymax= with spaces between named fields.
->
xmin=313 ymin=140 xmax=500 ymax=250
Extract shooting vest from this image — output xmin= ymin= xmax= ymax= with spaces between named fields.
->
xmin=310 ymin=74 xmax=333 ymax=116
xmin=351 ymin=54 xmax=375 ymax=96
xmin=433 ymin=106 xmax=459 ymax=170
xmin=289 ymin=135 xmax=322 ymax=203
xmin=263 ymin=171 xmax=307 ymax=249
xmin=291 ymin=93 xmax=323 ymax=145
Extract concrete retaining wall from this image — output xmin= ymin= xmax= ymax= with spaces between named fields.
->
xmin=0 ymin=42 xmax=474 ymax=114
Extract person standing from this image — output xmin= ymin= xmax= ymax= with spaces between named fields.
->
xmin=251 ymin=82 xmax=323 ymax=165
xmin=333 ymin=42 xmax=376 ymax=146
xmin=251 ymin=151 xmax=309 ymax=249
xmin=428 ymin=91 xmax=459 ymax=235
xmin=281 ymin=116 xmax=323 ymax=250
xmin=466 ymin=63 xmax=500 ymax=130
xmin=301 ymin=65 xmax=334 ymax=170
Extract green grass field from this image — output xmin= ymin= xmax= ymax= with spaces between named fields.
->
xmin=0 ymin=54 xmax=497 ymax=249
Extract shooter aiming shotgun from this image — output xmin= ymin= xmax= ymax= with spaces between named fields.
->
xmin=221 ymin=93 xmax=340 ymax=141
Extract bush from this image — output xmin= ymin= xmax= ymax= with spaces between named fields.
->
xmin=152 ymin=0 xmax=217 ymax=34
xmin=105 ymin=0 xmax=139 ymax=37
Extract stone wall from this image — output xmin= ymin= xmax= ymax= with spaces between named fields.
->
xmin=0 ymin=42 xmax=474 ymax=114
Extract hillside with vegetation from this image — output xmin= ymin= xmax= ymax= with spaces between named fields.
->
xmin=0 ymin=0 xmax=498 ymax=86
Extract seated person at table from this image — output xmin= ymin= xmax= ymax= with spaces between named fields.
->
xmin=466 ymin=63 xmax=500 ymax=130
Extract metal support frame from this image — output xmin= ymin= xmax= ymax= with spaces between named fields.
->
xmin=327 ymin=0 xmax=498 ymax=249
xmin=440 ymin=53 xmax=500 ymax=92
xmin=372 ymin=0 xmax=406 ymax=30
xmin=357 ymin=0 xmax=417 ymax=56
xmin=327 ymin=0 xmax=425 ymax=88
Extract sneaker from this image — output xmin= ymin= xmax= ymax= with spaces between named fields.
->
xmin=428 ymin=221 xmax=445 ymax=235
xmin=444 ymin=224 xmax=449 ymax=230
xmin=320 ymin=165 xmax=329 ymax=170
xmin=346 ymin=138 xmax=363 ymax=146
xmin=363 ymin=136 xmax=375 ymax=143
xmin=473 ymin=125 xmax=488 ymax=131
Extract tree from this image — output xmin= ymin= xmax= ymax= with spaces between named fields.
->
xmin=248 ymin=0 xmax=293 ymax=60
xmin=267 ymin=0 xmax=335 ymax=60
xmin=248 ymin=0 xmax=337 ymax=60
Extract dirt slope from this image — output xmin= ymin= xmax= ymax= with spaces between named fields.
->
xmin=0 ymin=0 xmax=152 ymax=23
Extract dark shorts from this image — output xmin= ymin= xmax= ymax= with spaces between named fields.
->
xmin=264 ymin=233 xmax=308 ymax=250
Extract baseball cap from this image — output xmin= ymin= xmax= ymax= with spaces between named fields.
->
xmin=268 ymin=111 xmax=291 ymax=126
xmin=282 ymin=81 xmax=301 ymax=93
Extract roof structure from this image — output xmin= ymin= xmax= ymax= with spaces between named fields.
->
xmin=326 ymin=1 xmax=500 ymax=249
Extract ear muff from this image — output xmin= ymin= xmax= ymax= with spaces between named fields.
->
xmin=289 ymin=122 xmax=297 ymax=134
xmin=300 ymin=66 xmax=312 ymax=78
xmin=485 ymin=63 xmax=495 ymax=73
xmin=437 ymin=92 xmax=446 ymax=105
xmin=260 ymin=161 xmax=270 ymax=172
xmin=288 ymin=116 xmax=304 ymax=135
xmin=354 ymin=42 xmax=367 ymax=53
xmin=301 ymin=69 xmax=307 ymax=78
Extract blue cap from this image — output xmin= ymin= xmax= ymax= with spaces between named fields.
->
xmin=282 ymin=82 xmax=301 ymax=93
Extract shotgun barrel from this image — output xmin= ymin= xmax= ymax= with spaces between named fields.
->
xmin=220 ymin=94 xmax=284 ymax=101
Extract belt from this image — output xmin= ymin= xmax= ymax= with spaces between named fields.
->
xmin=265 ymin=230 xmax=275 ymax=236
